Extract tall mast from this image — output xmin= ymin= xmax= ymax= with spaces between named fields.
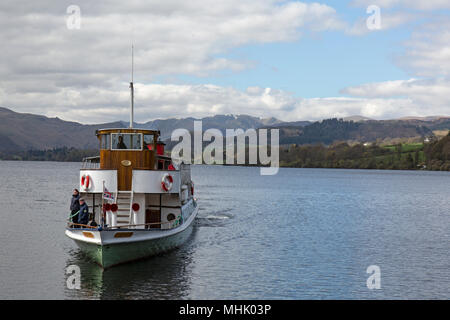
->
xmin=129 ymin=44 xmax=134 ymax=128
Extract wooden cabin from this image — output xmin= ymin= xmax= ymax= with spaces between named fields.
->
xmin=77 ymin=127 xmax=193 ymax=230
xmin=94 ymin=128 xmax=172 ymax=191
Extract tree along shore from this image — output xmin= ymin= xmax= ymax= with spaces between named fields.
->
xmin=1 ymin=131 xmax=449 ymax=171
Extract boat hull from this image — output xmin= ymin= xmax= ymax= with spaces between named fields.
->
xmin=66 ymin=200 xmax=198 ymax=268
xmin=72 ymin=223 xmax=195 ymax=268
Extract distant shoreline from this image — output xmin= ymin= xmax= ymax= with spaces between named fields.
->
xmin=1 ymin=132 xmax=449 ymax=171
xmin=1 ymin=158 xmax=449 ymax=172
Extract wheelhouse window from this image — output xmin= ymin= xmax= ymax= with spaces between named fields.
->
xmin=100 ymin=134 xmax=110 ymax=150
xmin=111 ymin=133 xmax=142 ymax=150
xmin=143 ymin=134 xmax=154 ymax=151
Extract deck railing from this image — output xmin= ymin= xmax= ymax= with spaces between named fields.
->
xmin=66 ymin=218 xmax=182 ymax=230
xmin=67 ymin=199 xmax=195 ymax=230
xmin=81 ymin=156 xmax=100 ymax=169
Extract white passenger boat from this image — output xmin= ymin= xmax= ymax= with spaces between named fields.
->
xmin=65 ymin=64 xmax=198 ymax=268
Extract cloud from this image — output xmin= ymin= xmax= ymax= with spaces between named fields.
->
xmin=342 ymin=16 xmax=450 ymax=119
xmin=347 ymin=11 xmax=419 ymax=35
xmin=350 ymin=0 xmax=450 ymax=10
xmin=0 ymin=0 xmax=345 ymax=84
xmin=2 ymin=81 xmax=447 ymax=124
xmin=395 ymin=18 xmax=450 ymax=77
xmin=0 ymin=0 xmax=351 ymax=121
xmin=347 ymin=0 xmax=447 ymax=35
xmin=341 ymin=78 xmax=450 ymax=116
xmin=0 ymin=1 xmax=449 ymax=125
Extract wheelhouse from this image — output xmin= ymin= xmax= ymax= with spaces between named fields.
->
xmin=74 ymin=128 xmax=194 ymax=231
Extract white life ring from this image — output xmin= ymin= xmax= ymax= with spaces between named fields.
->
xmin=161 ymin=173 xmax=173 ymax=192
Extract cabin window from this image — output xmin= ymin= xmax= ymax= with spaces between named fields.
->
xmin=143 ymin=134 xmax=154 ymax=150
xmin=100 ymin=134 xmax=110 ymax=150
xmin=111 ymin=133 xmax=142 ymax=150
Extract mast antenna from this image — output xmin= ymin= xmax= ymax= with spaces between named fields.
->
xmin=129 ymin=44 xmax=134 ymax=128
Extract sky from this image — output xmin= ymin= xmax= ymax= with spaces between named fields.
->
xmin=0 ymin=0 xmax=450 ymax=124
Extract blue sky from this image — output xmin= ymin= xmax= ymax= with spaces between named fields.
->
xmin=167 ymin=0 xmax=427 ymax=99
xmin=175 ymin=28 xmax=410 ymax=98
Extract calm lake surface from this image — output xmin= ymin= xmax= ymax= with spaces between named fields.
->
xmin=0 ymin=161 xmax=449 ymax=299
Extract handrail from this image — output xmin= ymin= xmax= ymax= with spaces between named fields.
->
xmin=67 ymin=198 xmax=193 ymax=230
xmin=82 ymin=155 xmax=100 ymax=162
xmin=81 ymin=156 xmax=100 ymax=169
xmin=66 ymin=220 xmax=178 ymax=230
xmin=67 ymin=218 xmax=179 ymax=229
xmin=113 ymin=219 xmax=178 ymax=229
xmin=67 ymin=222 xmax=98 ymax=229
xmin=129 ymin=182 xmax=134 ymax=225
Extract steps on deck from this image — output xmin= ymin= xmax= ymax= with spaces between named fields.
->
xmin=114 ymin=191 xmax=133 ymax=227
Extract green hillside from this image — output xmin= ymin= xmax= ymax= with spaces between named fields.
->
xmin=280 ymin=132 xmax=450 ymax=171
xmin=276 ymin=118 xmax=434 ymax=145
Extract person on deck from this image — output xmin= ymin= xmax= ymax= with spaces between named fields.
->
xmin=78 ymin=198 xmax=89 ymax=226
xmin=70 ymin=189 xmax=80 ymax=224
xmin=116 ymin=135 xmax=127 ymax=149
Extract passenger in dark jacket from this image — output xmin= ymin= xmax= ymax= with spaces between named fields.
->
xmin=70 ymin=189 xmax=80 ymax=224
xmin=78 ymin=198 xmax=89 ymax=226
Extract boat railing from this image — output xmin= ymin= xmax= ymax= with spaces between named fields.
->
xmin=67 ymin=199 xmax=195 ymax=230
xmin=81 ymin=156 xmax=100 ymax=169
xmin=112 ymin=220 xmax=182 ymax=230
xmin=67 ymin=222 xmax=98 ymax=229
xmin=67 ymin=219 xmax=182 ymax=230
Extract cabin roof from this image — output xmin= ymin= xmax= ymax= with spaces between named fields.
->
xmin=96 ymin=128 xmax=160 ymax=135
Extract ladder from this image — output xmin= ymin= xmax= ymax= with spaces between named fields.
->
xmin=115 ymin=190 xmax=134 ymax=227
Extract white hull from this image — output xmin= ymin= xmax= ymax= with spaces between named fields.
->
xmin=66 ymin=199 xmax=198 ymax=268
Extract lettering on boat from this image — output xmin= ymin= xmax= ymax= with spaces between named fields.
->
xmin=82 ymin=232 xmax=95 ymax=238
xmin=114 ymin=232 xmax=134 ymax=238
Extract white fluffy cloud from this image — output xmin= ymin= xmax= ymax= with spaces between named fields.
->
xmin=0 ymin=0 xmax=345 ymax=86
xmin=396 ymin=19 xmax=450 ymax=77
xmin=343 ymin=15 xmax=450 ymax=119
xmin=2 ymin=81 xmax=445 ymax=123
xmin=347 ymin=11 xmax=419 ymax=35
xmin=341 ymin=78 xmax=450 ymax=116
xmin=350 ymin=0 xmax=450 ymax=10
xmin=347 ymin=0 xmax=448 ymax=34
xmin=0 ymin=0 xmax=351 ymax=122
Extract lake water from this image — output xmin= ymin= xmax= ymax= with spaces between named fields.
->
xmin=0 ymin=161 xmax=449 ymax=299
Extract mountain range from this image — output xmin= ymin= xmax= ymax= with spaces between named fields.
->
xmin=0 ymin=106 xmax=449 ymax=152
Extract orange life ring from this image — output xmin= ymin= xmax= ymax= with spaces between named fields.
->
xmin=161 ymin=174 xmax=173 ymax=192
xmin=81 ymin=174 xmax=90 ymax=189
